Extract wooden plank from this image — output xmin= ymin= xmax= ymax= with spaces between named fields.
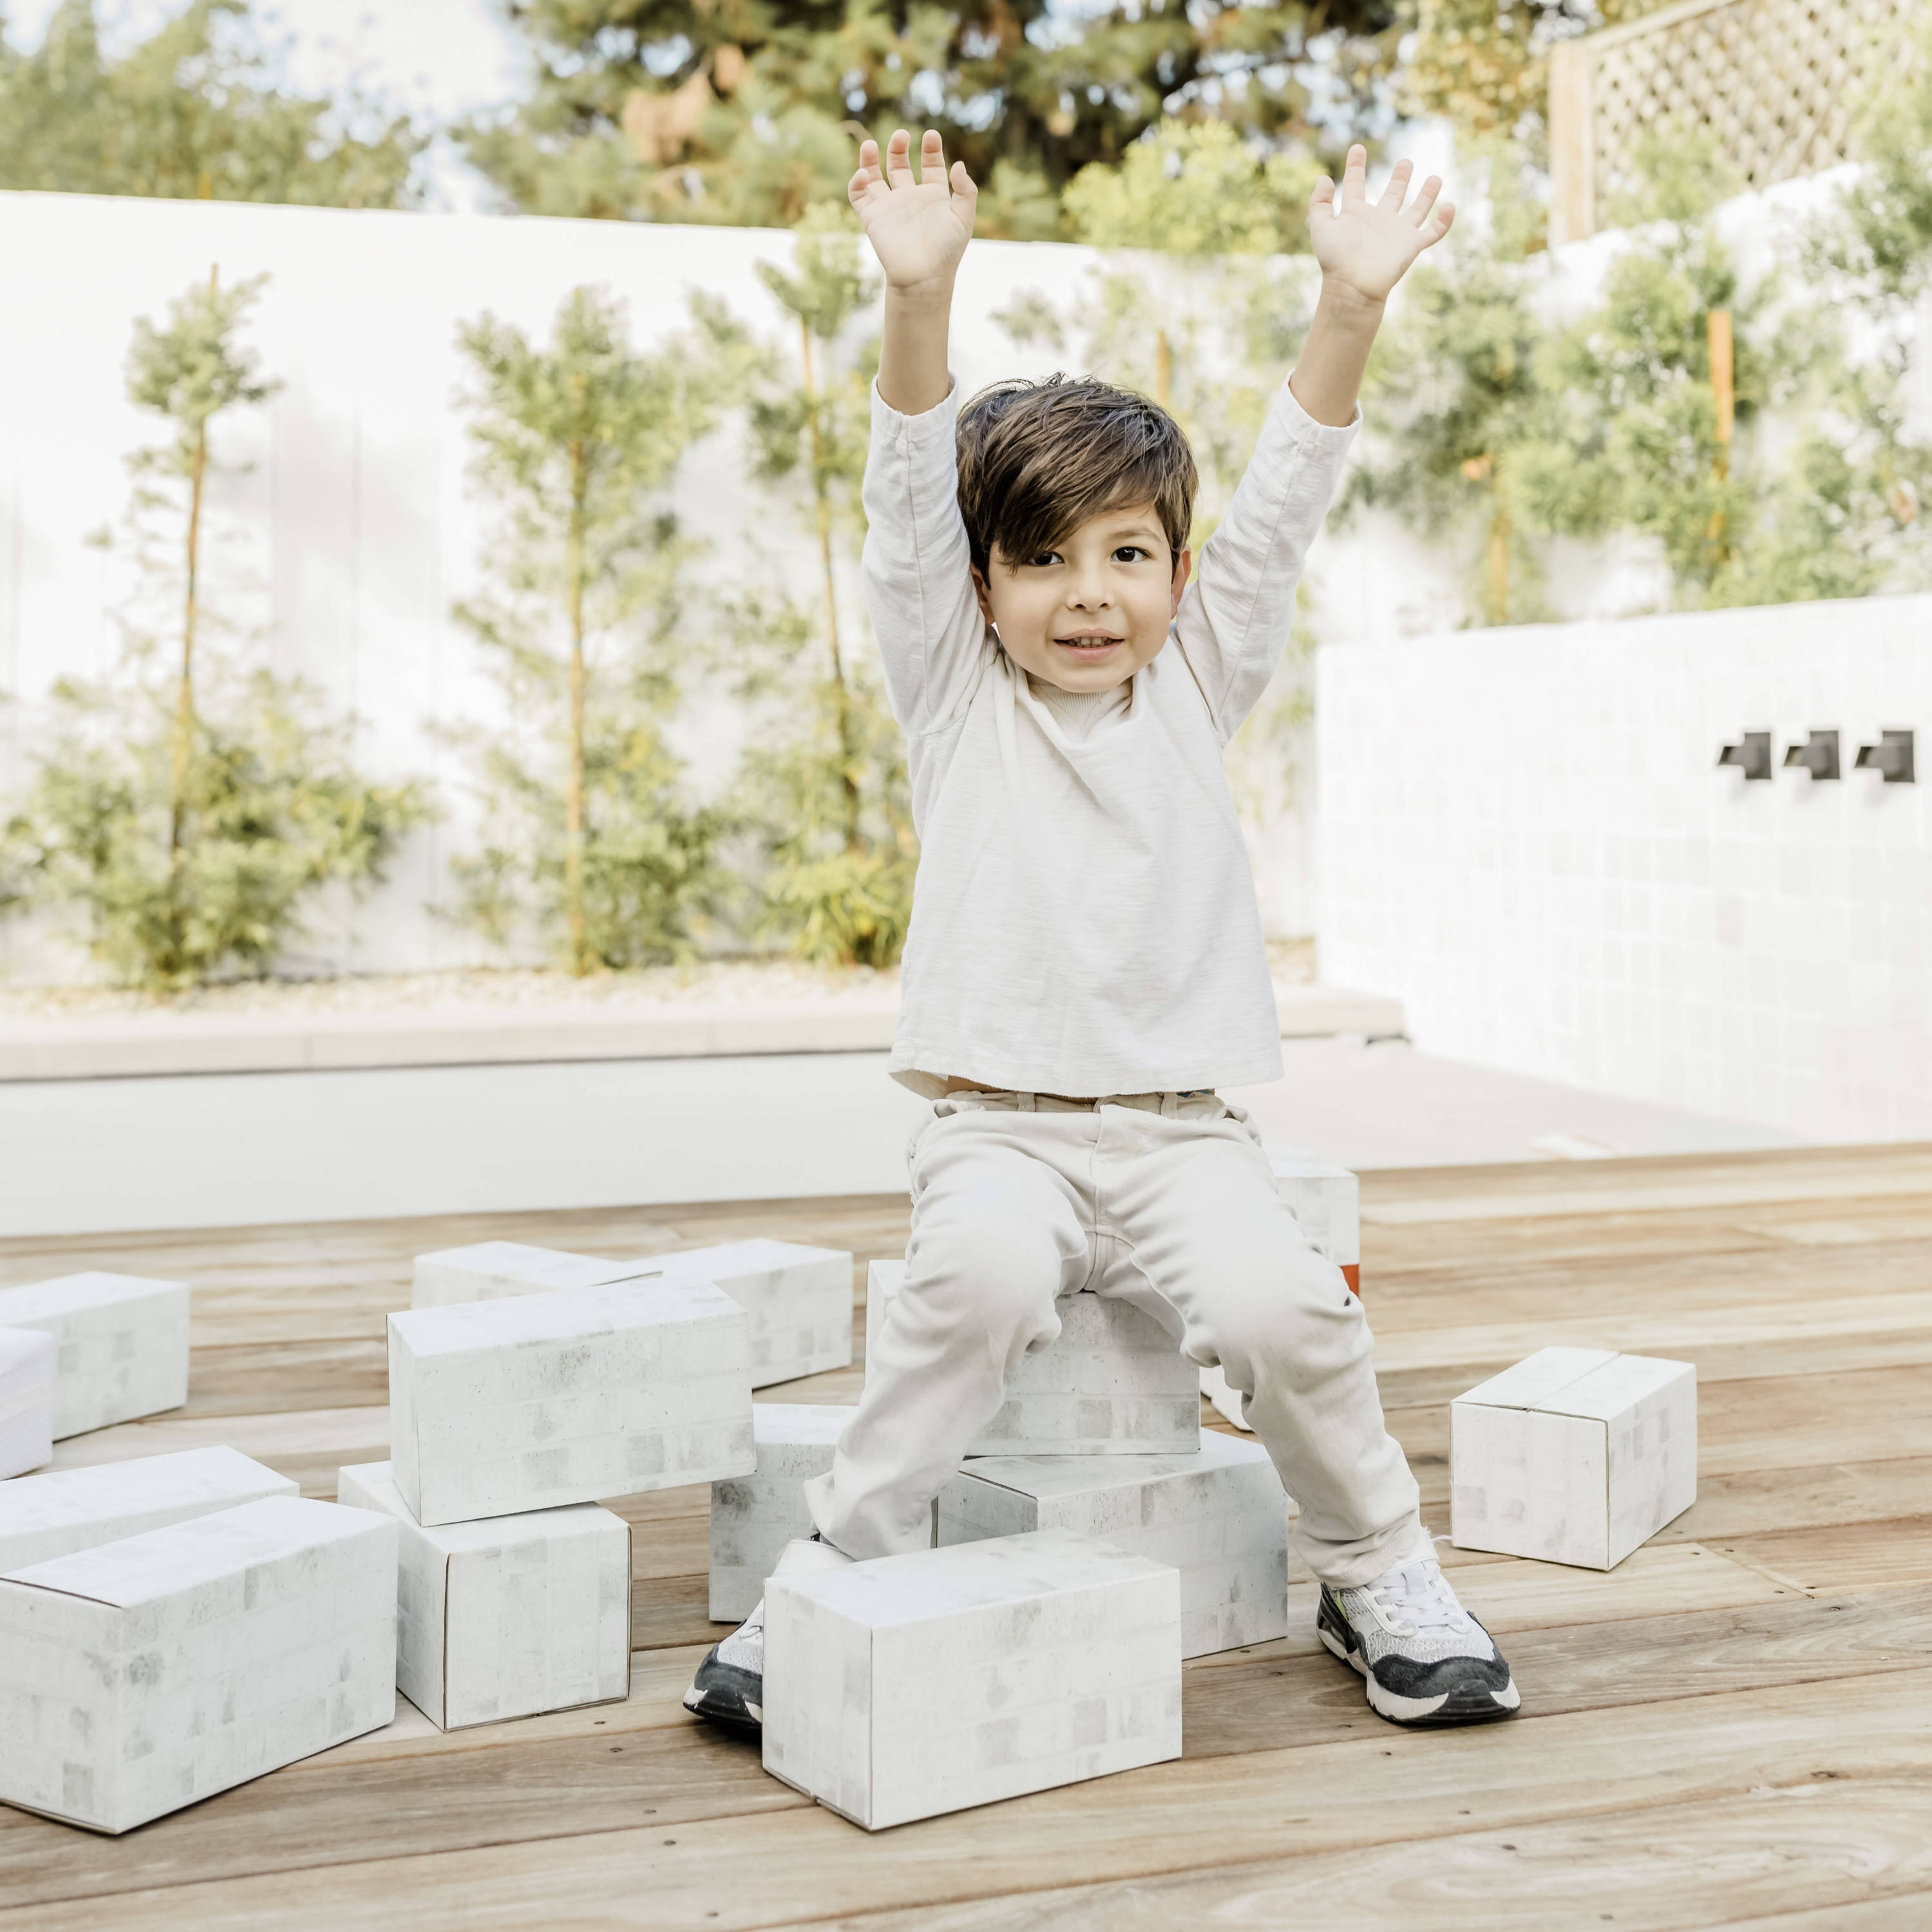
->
xmin=43 ymin=1405 xmax=390 ymax=1496
xmin=1362 ymin=1168 xmax=1932 ymax=1227
xmin=1710 ymin=1518 xmax=1932 ymax=1596
xmin=11 ymin=1671 xmax=1931 ymax=1930
xmin=1385 ymin=1365 xmax=1932 ymax=1482
xmin=804 ymin=1783 xmax=1932 ymax=1931
xmin=1653 ymin=1459 xmax=1932 ymax=1545
xmin=1182 ymin=1586 xmax=1932 ymax=1759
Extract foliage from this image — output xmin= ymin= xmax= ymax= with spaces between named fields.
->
xmin=1343 ymin=143 xmax=1564 ymax=623
xmin=1 ymin=272 xmax=421 ymax=989
xmin=717 ymin=213 xmax=916 ymax=969
xmin=451 ymin=285 xmax=752 ymax=973
xmin=0 ymin=0 xmax=422 ymax=206
xmin=1402 ymin=0 xmax=1670 ymax=152
xmin=1804 ymin=26 xmax=1932 ymax=308
xmin=462 ymin=0 xmax=1401 ymax=237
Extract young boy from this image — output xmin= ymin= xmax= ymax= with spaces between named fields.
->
xmin=687 ymin=130 xmax=1518 ymax=1733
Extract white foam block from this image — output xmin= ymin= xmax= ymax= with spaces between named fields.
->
xmin=709 ymin=1403 xmax=856 ymax=1622
xmin=0 ymin=1328 xmax=54 ymax=1480
xmin=388 ymin=1276 xmax=755 ymax=1526
xmin=1452 ymin=1346 xmax=1698 ymax=1569
xmin=1202 ymin=1146 xmax=1363 ymax=1432
xmin=867 ymin=1262 xmax=1198 ymax=1456
xmin=411 ymin=1242 xmax=639 ymax=1310
xmin=412 ymin=1238 xmax=852 ymax=1392
xmin=0 ymin=1445 xmax=298 ymax=1572
xmin=0 ymin=1273 xmax=189 ymax=1439
xmin=763 ymin=1527 xmax=1182 ymax=1830
xmin=337 ymin=1461 xmax=630 ymax=1731
xmin=939 ymin=1434 xmax=1289 ymax=1658
xmin=617 ymin=1240 xmax=853 ymax=1390
xmin=0 ymin=1494 xmax=397 ymax=1833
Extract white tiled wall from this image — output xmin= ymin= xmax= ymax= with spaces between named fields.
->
xmin=1316 ymin=594 xmax=1932 ymax=1142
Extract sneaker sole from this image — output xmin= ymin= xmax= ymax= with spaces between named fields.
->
xmin=1319 ymin=1624 xmax=1521 ymax=1728
xmin=681 ymin=1681 xmax=764 ymax=1734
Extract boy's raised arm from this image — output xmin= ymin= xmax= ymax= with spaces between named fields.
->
xmin=851 ymin=130 xmax=977 ymax=416
xmin=1177 ymin=145 xmax=1454 ymax=737
xmin=851 ymin=130 xmax=988 ymax=735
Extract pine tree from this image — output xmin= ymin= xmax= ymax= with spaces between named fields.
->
xmin=0 ymin=0 xmax=421 ymax=206
xmin=3 ymin=272 xmax=423 ymax=989
xmin=463 ymin=0 xmax=1399 ymax=236
xmin=451 ymin=286 xmax=752 ymax=974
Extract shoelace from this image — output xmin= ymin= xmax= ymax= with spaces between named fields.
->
xmin=1365 ymin=1559 xmax=1472 ymax=1636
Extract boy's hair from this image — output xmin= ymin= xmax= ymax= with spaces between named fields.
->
xmin=954 ymin=375 xmax=1197 ymax=575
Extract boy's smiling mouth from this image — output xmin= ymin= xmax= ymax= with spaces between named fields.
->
xmin=1054 ymin=630 xmax=1126 ymax=654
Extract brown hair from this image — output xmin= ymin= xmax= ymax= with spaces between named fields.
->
xmin=954 ymin=375 xmax=1197 ymax=576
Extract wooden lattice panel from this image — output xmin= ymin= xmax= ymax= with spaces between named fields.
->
xmin=1549 ymin=0 xmax=1924 ymax=241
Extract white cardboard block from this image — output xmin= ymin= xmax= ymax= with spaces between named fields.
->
xmin=709 ymin=1403 xmax=857 ymax=1622
xmin=0 ymin=1445 xmax=298 ymax=1573
xmin=388 ymin=1276 xmax=755 ymax=1526
xmin=337 ymin=1461 xmax=630 ymax=1731
xmin=411 ymin=1242 xmax=639 ymax=1310
xmin=413 ymin=1238 xmax=853 ymax=1391
xmin=0 ymin=1493 xmax=397 ymax=1834
xmin=763 ymin=1527 xmax=1182 ymax=1830
xmin=1202 ymin=1145 xmax=1362 ymax=1432
xmin=1451 ymin=1346 xmax=1698 ymax=1569
xmin=938 ymin=1433 xmax=1289 ymax=1658
xmin=867 ymin=1262 xmax=1198 ymax=1456
xmin=0 ymin=1273 xmax=189 ymax=1439
xmin=615 ymin=1240 xmax=853 ymax=1390
xmin=0 ymin=1328 xmax=54 ymax=1480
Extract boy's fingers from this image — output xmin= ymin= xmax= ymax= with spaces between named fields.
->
xmin=1409 ymin=175 xmax=1441 ymax=225
xmin=1340 ymin=143 xmax=1367 ymax=205
xmin=922 ymin=128 xmax=945 ymax=182
xmin=1428 ymin=202 xmax=1456 ymax=243
xmin=1378 ymin=157 xmax=1413 ymax=209
xmin=1311 ymin=175 xmax=1336 ymax=210
xmin=886 ymin=128 xmax=914 ymax=187
xmin=950 ymin=158 xmax=978 ymax=206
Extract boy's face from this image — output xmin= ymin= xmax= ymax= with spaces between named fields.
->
xmin=971 ymin=500 xmax=1192 ymax=694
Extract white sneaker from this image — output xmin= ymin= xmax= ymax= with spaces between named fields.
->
xmin=1317 ymin=1537 xmax=1521 ymax=1727
xmin=682 ymin=1535 xmax=853 ymax=1734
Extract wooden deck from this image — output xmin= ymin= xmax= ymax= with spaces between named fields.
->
xmin=3 ymin=1141 xmax=1931 ymax=1929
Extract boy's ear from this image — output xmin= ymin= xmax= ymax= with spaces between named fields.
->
xmin=1170 ymin=547 xmax=1193 ymax=614
xmin=970 ymin=562 xmax=996 ymax=624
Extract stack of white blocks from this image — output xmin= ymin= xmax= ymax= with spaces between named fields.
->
xmin=369 ymin=1267 xmax=762 ymax=1730
xmin=0 ymin=1271 xmax=191 ymax=1450
xmin=742 ymin=1218 xmax=1323 ymax=1829
xmin=0 ymin=1448 xmax=398 ymax=1833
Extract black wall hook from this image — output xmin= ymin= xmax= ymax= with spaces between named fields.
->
xmin=1783 ymin=730 xmax=1841 ymax=781
xmin=1854 ymin=730 xmax=1916 ymax=784
xmin=1718 ymin=732 xmax=1774 ymax=781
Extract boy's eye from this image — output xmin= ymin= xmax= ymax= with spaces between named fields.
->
xmin=1113 ymin=545 xmax=1150 ymax=563
xmin=1023 ymin=552 xmax=1061 ymax=568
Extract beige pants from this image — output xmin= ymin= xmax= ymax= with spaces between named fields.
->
xmin=803 ymin=1088 xmax=1422 ymax=1589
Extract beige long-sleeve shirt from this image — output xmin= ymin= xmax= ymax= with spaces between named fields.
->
xmin=861 ymin=375 xmax=1358 ymax=1100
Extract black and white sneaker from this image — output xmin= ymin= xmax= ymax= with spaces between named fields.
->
xmin=1318 ymin=1539 xmax=1521 ymax=1728
xmin=683 ymin=1535 xmax=853 ymax=1735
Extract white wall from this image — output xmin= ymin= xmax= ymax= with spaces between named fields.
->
xmin=1316 ymin=594 xmax=1932 ymax=1142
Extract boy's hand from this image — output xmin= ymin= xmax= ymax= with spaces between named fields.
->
xmin=1308 ymin=145 xmax=1454 ymax=308
xmin=849 ymin=129 xmax=977 ymax=296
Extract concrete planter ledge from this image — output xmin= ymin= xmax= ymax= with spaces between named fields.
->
xmin=0 ymin=984 xmax=1403 ymax=1083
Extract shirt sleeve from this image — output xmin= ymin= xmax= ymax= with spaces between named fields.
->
xmin=1170 ymin=377 xmax=1360 ymax=743
xmin=860 ymin=377 xmax=991 ymax=737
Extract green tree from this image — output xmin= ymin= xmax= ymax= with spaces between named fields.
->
xmin=1343 ymin=147 xmax=1573 ymax=624
xmin=462 ymin=0 xmax=1400 ymax=236
xmin=0 ymin=0 xmax=422 ymax=206
xmin=2 ymin=272 xmax=422 ymax=989
xmin=721 ymin=213 xmax=916 ymax=968
xmin=452 ymin=286 xmax=750 ymax=974
xmin=1402 ymin=0 xmax=1670 ymax=152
